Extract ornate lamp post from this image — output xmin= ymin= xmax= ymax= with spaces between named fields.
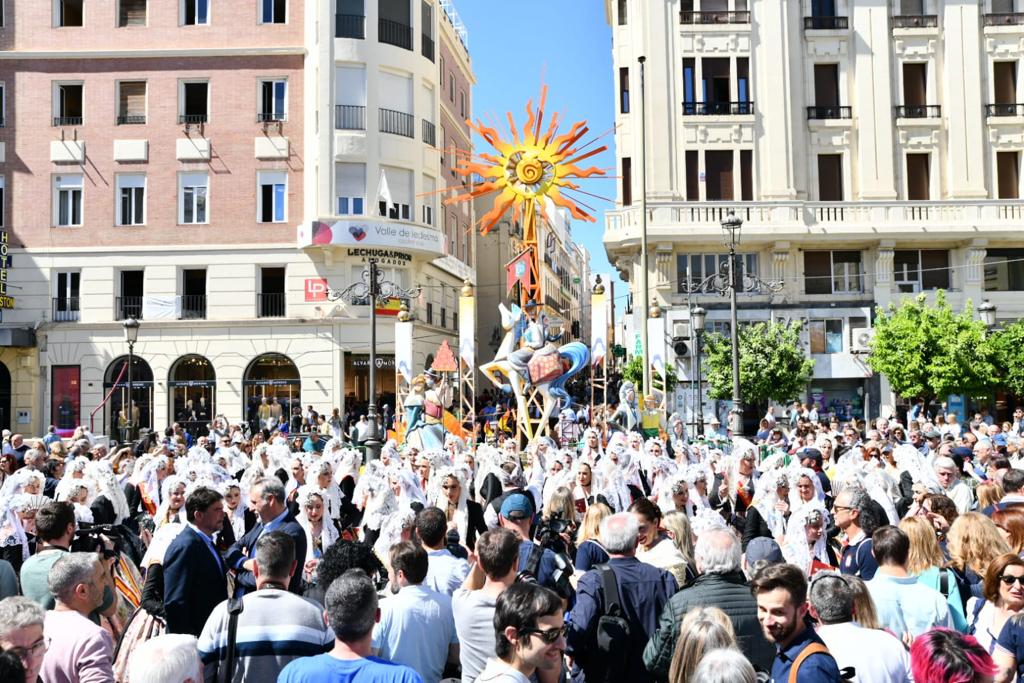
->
xmin=329 ymin=258 xmax=420 ymax=463
xmin=690 ymin=305 xmax=706 ymax=435
xmin=978 ymin=299 xmax=997 ymax=329
xmin=678 ymin=212 xmax=782 ymax=437
xmin=122 ymin=317 xmax=140 ymax=444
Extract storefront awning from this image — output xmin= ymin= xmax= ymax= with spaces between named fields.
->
xmin=0 ymin=328 xmax=35 ymax=348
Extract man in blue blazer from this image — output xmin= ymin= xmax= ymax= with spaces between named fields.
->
xmin=225 ymin=477 xmax=307 ymax=595
xmin=163 ymin=487 xmax=228 ymax=636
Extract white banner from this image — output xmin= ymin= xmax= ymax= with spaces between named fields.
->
xmin=142 ymin=295 xmax=180 ymax=320
xmin=647 ymin=316 xmax=667 ymax=377
xmin=591 ymin=287 xmax=607 ymax=366
xmin=395 ymin=319 xmax=414 ymax=383
xmin=459 ymin=294 xmax=475 ymax=368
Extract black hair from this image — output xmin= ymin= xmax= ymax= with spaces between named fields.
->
xmin=872 ymin=525 xmax=910 ymax=566
xmin=184 ymin=487 xmax=223 ymax=523
xmin=35 ymin=501 xmax=76 ymax=542
xmin=390 ymin=541 xmax=428 ymax=584
xmin=318 ymin=539 xmax=385 ymax=589
xmin=750 ymin=562 xmax=808 ymax=607
xmin=415 ymin=507 xmax=447 ymax=548
xmin=1004 ymin=468 xmax=1024 ymax=495
xmin=493 ymin=582 xmax=563 ymax=660
xmin=476 ymin=528 xmax=520 ymax=579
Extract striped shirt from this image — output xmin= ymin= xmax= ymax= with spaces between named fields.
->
xmin=198 ymin=588 xmax=334 ymax=682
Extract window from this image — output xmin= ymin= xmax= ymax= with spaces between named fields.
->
xmin=441 ymin=307 xmax=447 ymax=328
xmin=906 ymin=153 xmax=930 ymax=200
xmin=619 ymin=67 xmax=630 ymax=113
xmin=902 ymin=63 xmax=928 ymax=108
xmin=894 ymin=249 xmax=950 ymax=292
xmin=54 ymin=272 xmax=80 ymax=322
xmin=422 ymin=175 xmax=435 ymax=226
xmin=449 ymin=73 xmax=455 ymax=102
xmin=426 ymin=302 xmax=434 ymax=324
xmin=686 ymin=150 xmax=699 ymax=200
xmin=181 ymin=269 xmax=206 ymax=319
xmin=51 ymin=367 xmax=81 ymax=430
xmin=994 ymin=62 xmax=1018 ymax=107
xmin=738 ymin=58 xmax=750 ymax=104
xmin=702 ymin=57 xmax=731 ymax=107
xmin=459 ymin=91 xmax=466 ymax=118
xmin=992 ymin=0 xmax=1016 ymax=13
xmin=814 ymin=64 xmax=840 ymax=107
xmin=622 ymin=157 xmax=632 ymax=206
xmin=617 ymin=0 xmax=627 ymax=25
xmin=818 ymin=154 xmax=844 ymax=201
xmin=57 ymin=0 xmax=83 ymax=27
xmin=117 ymin=81 xmax=146 ymax=124
xmin=183 ymin=0 xmax=209 ymax=25
xmin=118 ymin=0 xmax=146 ymax=26
xmin=0 ymin=176 xmax=5 ymax=227
xmin=259 ymin=79 xmax=287 ymax=122
xmin=261 ymin=0 xmax=285 ymax=23
xmin=258 ymin=171 xmax=287 ymax=223
xmin=259 ymin=267 xmax=286 ymax=318
xmin=986 ymin=249 xmax=1024 ymax=291
xmin=0 ymin=83 xmax=5 ymax=127
xmin=54 ymin=83 xmax=83 ymax=125
xmin=117 ymin=175 xmax=146 ymax=226
xmin=336 ymin=163 xmax=366 ymax=215
xmin=706 ymin=150 xmax=734 ymax=200
xmin=118 ymin=270 xmax=144 ymax=320
xmin=54 ymin=175 xmax=83 ymax=227
xmin=809 ymin=319 xmax=843 ymax=354
xmin=683 ymin=58 xmax=696 ymax=112
xmin=377 ymin=166 xmax=412 ymax=220
xmin=998 ymin=151 xmax=1020 ymax=199
xmin=180 ymin=81 xmax=209 ymax=124
xmin=677 ymin=253 xmax=760 ymax=293
xmin=804 ymin=250 xmax=862 ymax=294
xmin=740 ymin=150 xmax=753 ymax=200
xmin=179 ymin=173 xmax=208 ymax=224
xmin=811 ymin=0 xmax=837 ymax=16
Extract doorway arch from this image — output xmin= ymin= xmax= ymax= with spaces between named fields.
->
xmin=243 ymin=353 xmax=300 ymax=433
xmin=169 ymin=355 xmax=216 ymax=437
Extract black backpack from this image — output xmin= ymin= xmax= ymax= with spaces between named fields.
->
xmin=593 ymin=564 xmax=631 ymax=681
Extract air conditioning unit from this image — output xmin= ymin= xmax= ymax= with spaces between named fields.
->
xmin=851 ymin=327 xmax=875 ymax=354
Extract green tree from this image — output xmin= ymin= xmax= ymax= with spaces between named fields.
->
xmin=621 ymin=354 xmax=678 ymax=394
xmin=989 ymin=319 xmax=1024 ymax=397
xmin=866 ymin=290 xmax=998 ymax=401
xmin=701 ymin=320 xmax=814 ymax=404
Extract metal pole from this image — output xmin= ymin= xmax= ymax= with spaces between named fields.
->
xmin=638 ymin=55 xmax=651 ymax=402
xmin=126 ymin=342 xmax=134 ymax=444
xmin=365 ymin=258 xmax=381 ymax=463
xmin=729 ymin=241 xmax=743 ymax=437
xmin=695 ymin=326 xmax=704 ymax=436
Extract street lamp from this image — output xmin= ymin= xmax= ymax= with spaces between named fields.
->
xmin=979 ymin=299 xmax=997 ymax=329
xmin=690 ymin=305 xmax=706 ymax=436
xmin=329 ymin=258 xmax=421 ymax=464
xmin=678 ymin=212 xmax=782 ymax=438
xmin=122 ymin=317 xmax=140 ymax=444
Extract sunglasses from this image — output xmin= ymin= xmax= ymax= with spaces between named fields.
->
xmin=521 ymin=625 xmax=568 ymax=644
xmin=1001 ymin=575 xmax=1024 ymax=587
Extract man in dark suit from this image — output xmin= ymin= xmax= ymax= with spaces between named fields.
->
xmin=225 ymin=477 xmax=307 ymax=596
xmin=163 ymin=487 xmax=228 ymax=636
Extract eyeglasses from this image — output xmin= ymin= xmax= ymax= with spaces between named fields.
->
xmin=832 ymin=505 xmax=854 ymax=512
xmin=1001 ymin=575 xmax=1024 ymax=587
xmin=7 ymin=637 xmax=47 ymax=661
xmin=521 ymin=625 xmax=568 ymax=644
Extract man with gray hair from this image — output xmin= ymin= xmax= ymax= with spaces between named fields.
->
xmin=0 ymin=596 xmax=46 ymax=683
xmin=567 ymin=512 xmax=677 ymax=683
xmin=809 ymin=572 xmax=912 ymax=682
xmin=644 ymin=527 xmax=773 ymax=679
xmin=934 ymin=455 xmax=973 ymax=514
xmin=41 ymin=552 xmax=115 ymax=682
xmin=833 ymin=485 xmax=880 ymax=579
xmin=278 ymin=569 xmax=422 ymax=682
xmin=128 ymin=633 xmax=203 ymax=683
xmin=226 ymin=477 xmax=307 ymax=596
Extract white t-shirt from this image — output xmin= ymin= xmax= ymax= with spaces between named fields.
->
xmin=476 ymin=658 xmax=531 ymax=683
xmin=816 ymin=621 xmax=912 ymax=683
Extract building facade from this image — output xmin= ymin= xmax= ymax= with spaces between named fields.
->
xmin=604 ymin=0 xmax=1024 ymax=425
xmin=0 ymin=0 xmax=473 ymax=439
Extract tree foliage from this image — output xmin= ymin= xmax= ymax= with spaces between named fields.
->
xmin=990 ymin=319 xmax=1024 ymax=398
xmin=621 ymin=354 xmax=678 ymax=394
xmin=866 ymin=290 xmax=998 ymax=401
xmin=701 ymin=320 xmax=814 ymax=404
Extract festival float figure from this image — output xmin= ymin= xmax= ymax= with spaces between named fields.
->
xmin=404 ymin=369 xmax=452 ymax=452
xmin=608 ymin=381 xmax=641 ymax=433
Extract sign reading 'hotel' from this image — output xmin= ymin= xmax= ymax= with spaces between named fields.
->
xmin=0 ymin=231 xmax=14 ymax=309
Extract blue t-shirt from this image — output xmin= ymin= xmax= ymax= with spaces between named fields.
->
xmin=771 ymin=625 xmax=841 ymax=683
xmin=517 ymin=540 xmax=558 ymax=589
xmin=996 ymin=616 xmax=1024 ymax=681
xmin=278 ymin=654 xmax=423 ymax=683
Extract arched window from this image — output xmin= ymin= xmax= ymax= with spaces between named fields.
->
xmin=243 ymin=353 xmax=301 ymax=434
xmin=168 ymin=355 xmax=216 ymax=437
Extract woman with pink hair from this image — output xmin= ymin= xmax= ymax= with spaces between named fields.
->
xmin=910 ymin=628 xmax=997 ymax=683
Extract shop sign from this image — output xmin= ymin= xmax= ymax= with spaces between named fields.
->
xmin=305 ymin=278 xmax=329 ymax=302
xmin=349 ymin=354 xmax=395 ymax=369
xmin=346 ymin=248 xmax=412 ymax=267
xmin=298 ymin=219 xmax=444 ymax=256
xmin=0 ymin=232 xmax=14 ymax=309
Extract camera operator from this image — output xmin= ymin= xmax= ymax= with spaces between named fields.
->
xmin=20 ymin=502 xmax=119 ymax=625
xmin=498 ymin=494 xmax=560 ymax=592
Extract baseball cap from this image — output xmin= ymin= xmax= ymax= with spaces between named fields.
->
xmin=923 ymin=429 xmax=942 ymax=440
xmin=799 ymin=448 xmax=823 ymax=466
xmin=745 ymin=537 xmax=784 ymax=566
xmin=499 ymin=493 xmax=534 ymax=521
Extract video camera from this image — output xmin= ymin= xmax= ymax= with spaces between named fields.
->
xmin=517 ymin=513 xmax=574 ymax=599
xmin=71 ymin=523 xmax=122 ymax=559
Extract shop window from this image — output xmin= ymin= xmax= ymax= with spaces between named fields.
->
xmin=985 ymin=248 xmax=1024 ymax=291
xmin=810 ymin=319 xmax=844 ymax=354
xmin=51 ymin=366 xmax=80 ymax=432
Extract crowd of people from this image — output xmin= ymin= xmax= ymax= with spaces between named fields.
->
xmin=0 ymin=399 xmax=1021 ymax=682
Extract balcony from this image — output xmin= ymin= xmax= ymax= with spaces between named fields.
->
xmin=116 ymin=296 xmax=143 ymax=321
xmin=807 ymin=105 xmax=852 ymax=120
xmin=52 ymin=298 xmax=79 ymax=323
xmin=336 ymin=13 xmax=365 ymax=38
xmin=422 ymin=119 xmax=436 ymax=146
xmin=379 ymin=18 xmax=412 ymax=50
xmin=987 ymin=103 xmax=1024 ymax=117
xmin=682 ymin=101 xmax=754 ymax=116
xmin=422 ymin=34 xmax=435 ymax=61
xmin=892 ymin=15 xmax=938 ymax=28
xmin=895 ymin=104 xmax=941 ymax=118
xmin=379 ymin=108 xmax=414 ymax=137
xmin=257 ymin=112 xmax=286 ymax=123
xmin=984 ymin=13 xmax=1024 ymax=26
xmin=116 ymin=115 xmax=146 ymax=125
xmin=804 ymin=16 xmax=849 ymax=30
xmin=53 ymin=116 xmax=82 ymax=127
xmin=679 ymin=10 xmax=750 ymax=24
xmin=178 ymin=114 xmax=208 ymax=125
xmin=258 ymin=292 xmax=286 ymax=318
xmin=335 ymin=105 xmax=366 ymax=130
xmin=180 ymin=295 xmax=206 ymax=320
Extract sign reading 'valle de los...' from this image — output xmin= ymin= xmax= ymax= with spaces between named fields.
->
xmin=297 ymin=219 xmax=443 ymax=256
xmin=0 ymin=232 xmax=14 ymax=309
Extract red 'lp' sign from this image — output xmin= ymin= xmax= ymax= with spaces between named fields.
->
xmin=304 ymin=278 xmax=328 ymax=302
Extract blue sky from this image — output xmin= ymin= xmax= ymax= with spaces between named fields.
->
xmin=455 ymin=0 xmax=624 ymax=306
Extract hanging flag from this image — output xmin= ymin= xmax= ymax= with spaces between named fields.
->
xmin=506 ymin=249 xmax=534 ymax=293
xmin=376 ymin=169 xmax=396 ymax=217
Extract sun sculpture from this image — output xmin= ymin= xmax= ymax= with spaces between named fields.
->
xmin=443 ymin=85 xmax=608 ymax=307
xmin=440 ymin=86 xmax=607 ymax=444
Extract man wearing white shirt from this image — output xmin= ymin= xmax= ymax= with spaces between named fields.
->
xmin=809 ymin=572 xmax=911 ymax=683
xmin=417 ymin=508 xmax=469 ymax=596
xmin=934 ymin=455 xmax=974 ymax=514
